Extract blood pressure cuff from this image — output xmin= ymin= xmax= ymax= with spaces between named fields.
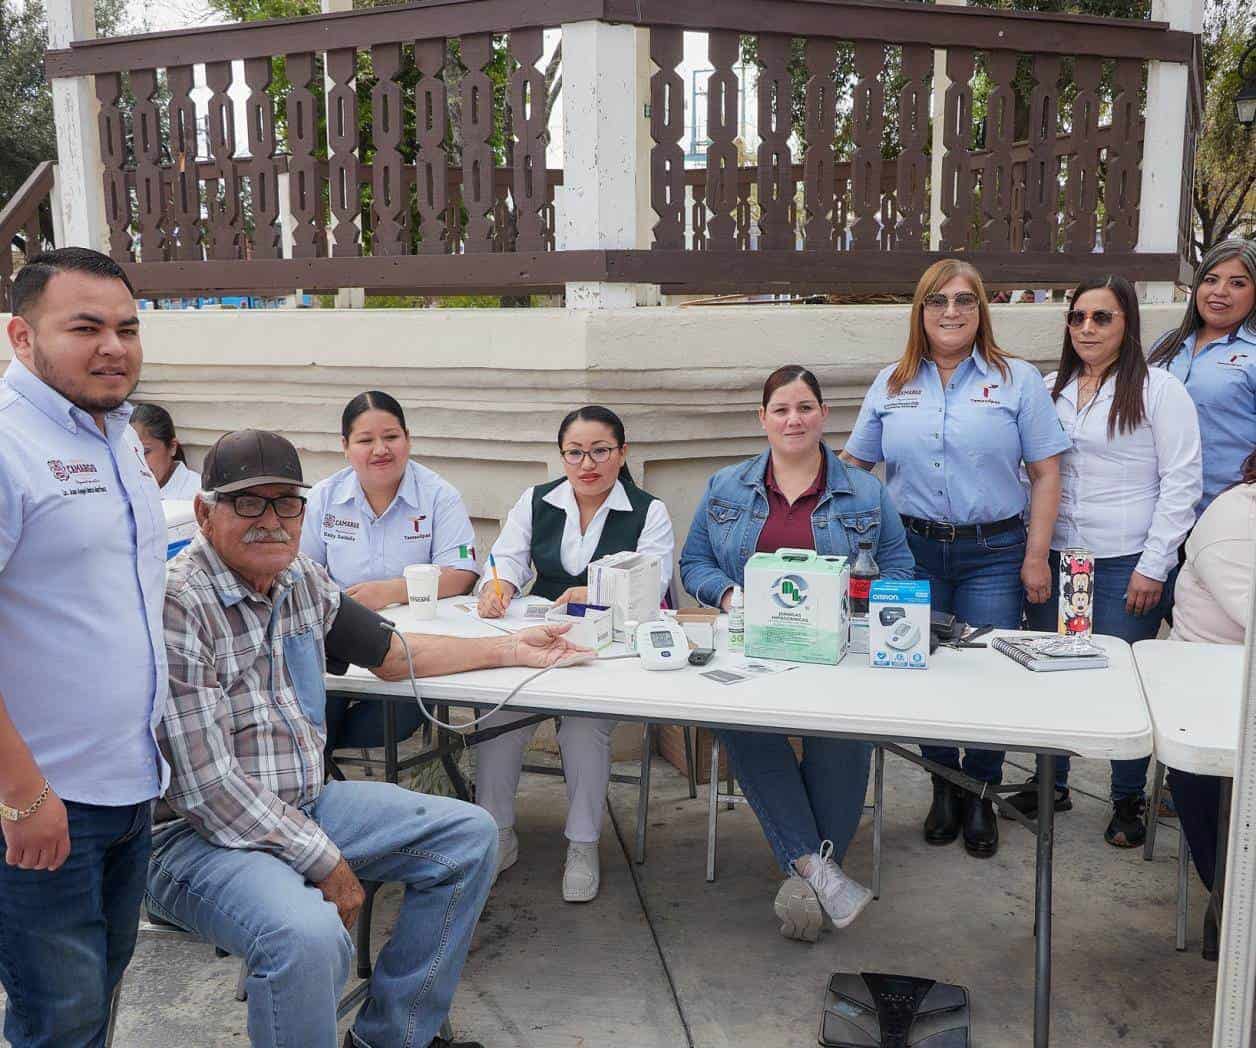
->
xmin=325 ymin=593 xmax=392 ymax=675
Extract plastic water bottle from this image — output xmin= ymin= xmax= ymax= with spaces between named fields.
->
xmin=728 ymin=585 xmax=745 ymax=651
xmin=849 ymin=540 xmax=879 ymax=616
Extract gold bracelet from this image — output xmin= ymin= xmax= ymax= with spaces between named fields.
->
xmin=0 ymin=780 xmax=50 ymax=822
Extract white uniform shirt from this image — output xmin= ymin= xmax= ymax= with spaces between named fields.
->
xmin=300 ymin=460 xmax=480 ymax=587
xmin=484 ymin=479 xmax=675 ymax=601
xmin=0 ymin=359 xmax=169 ymax=805
xmin=1045 ymin=367 xmax=1202 ymax=581
xmin=160 ymin=460 xmax=202 ymax=501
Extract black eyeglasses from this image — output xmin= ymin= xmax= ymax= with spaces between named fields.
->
xmin=560 ymin=446 xmax=621 ymax=466
xmin=1066 ymin=309 xmax=1123 ymax=329
xmin=222 ymin=493 xmax=307 ymax=519
xmin=923 ymin=292 xmax=980 ymax=314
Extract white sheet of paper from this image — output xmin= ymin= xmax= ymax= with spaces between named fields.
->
xmin=454 ymin=598 xmax=554 ymax=634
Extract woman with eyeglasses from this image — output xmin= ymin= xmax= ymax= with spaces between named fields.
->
xmin=1006 ymin=276 xmax=1201 ymax=847
xmin=475 ymin=405 xmax=674 ymax=902
xmin=842 ymin=258 xmax=1070 ymax=859
xmin=301 ymin=391 xmax=481 ymax=753
xmin=1147 ymin=239 xmax=1256 ymax=515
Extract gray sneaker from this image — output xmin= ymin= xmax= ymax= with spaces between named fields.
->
xmin=802 ymin=840 xmax=873 ymax=930
xmin=774 ymin=876 xmax=825 ymax=942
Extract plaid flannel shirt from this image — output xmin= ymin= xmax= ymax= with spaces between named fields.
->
xmin=160 ymin=534 xmax=343 ymax=882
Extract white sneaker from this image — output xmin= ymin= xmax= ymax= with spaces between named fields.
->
xmin=494 ymin=827 xmax=518 ymax=881
xmin=562 ymin=841 xmax=600 ymax=903
xmin=801 ymin=840 xmax=873 ymax=930
xmin=774 ymin=876 xmax=825 ymax=942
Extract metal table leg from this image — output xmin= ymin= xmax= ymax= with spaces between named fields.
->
xmin=1144 ymin=760 xmax=1165 ymax=861
xmin=436 ymin=704 xmax=472 ymax=801
xmin=1205 ymin=778 xmax=1232 ymax=954
xmin=635 ymin=723 xmax=653 ymax=864
xmin=383 ymin=699 xmax=399 ymax=783
xmin=1034 ymin=753 xmax=1056 ymax=1048
xmin=706 ymin=735 xmax=721 ymax=882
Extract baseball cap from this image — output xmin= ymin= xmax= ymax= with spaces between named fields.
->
xmin=201 ymin=429 xmax=309 ymax=494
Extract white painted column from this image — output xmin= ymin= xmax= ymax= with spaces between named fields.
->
xmin=1136 ymin=0 xmax=1204 ymax=303
xmin=46 ymin=0 xmax=108 ymax=253
xmin=633 ymin=26 xmax=660 ymax=307
xmin=557 ymin=20 xmax=641 ymax=310
xmin=928 ymin=0 xmax=966 ymax=251
xmin=322 ymin=0 xmax=365 ymax=308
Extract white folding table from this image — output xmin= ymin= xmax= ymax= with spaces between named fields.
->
xmin=328 ymin=602 xmax=1153 ymax=1048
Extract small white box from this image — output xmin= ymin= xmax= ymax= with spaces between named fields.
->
xmin=544 ymin=603 xmax=613 ymax=651
xmin=588 ymin=551 xmax=661 ymax=641
xmin=869 ymin=580 xmax=931 ymax=670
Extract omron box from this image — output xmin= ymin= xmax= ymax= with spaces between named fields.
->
xmin=869 ymin=580 xmax=931 ymax=670
xmin=588 ymin=551 xmax=662 ymax=642
xmin=745 ymin=549 xmax=850 ymax=666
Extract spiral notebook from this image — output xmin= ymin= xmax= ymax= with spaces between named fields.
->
xmin=992 ymin=635 xmax=1109 ymax=672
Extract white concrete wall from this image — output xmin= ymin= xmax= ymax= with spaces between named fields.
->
xmin=1 ymin=303 xmax=1187 ymax=589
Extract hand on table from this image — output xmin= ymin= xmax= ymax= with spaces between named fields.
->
xmin=551 ymin=586 xmax=589 ymax=608
xmin=509 ymin=625 xmax=594 ymax=668
xmin=476 ymin=581 xmax=518 ymax=619
xmin=315 ymin=857 xmax=365 ymax=930
xmin=1021 ymin=555 xmax=1052 ymax=605
xmin=346 ymin=578 xmax=407 ymax=611
xmin=1125 ymin=571 xmax=1163 ymax=616
xmin=2 ymin=786 xmax=69 ymax=871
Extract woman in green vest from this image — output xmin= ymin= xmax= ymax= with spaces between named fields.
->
xmin=475 ymin=406 xmax=675 ymax=902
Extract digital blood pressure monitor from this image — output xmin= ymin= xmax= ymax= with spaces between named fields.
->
xmin=635 ymin=620 xmax=689 ymax=671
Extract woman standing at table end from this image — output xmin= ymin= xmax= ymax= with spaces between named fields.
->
xmin=1014 ymin=276 xmax=1201 ymax=846
xmin=475 ymin=405 xmax=674 ymax=903
xmin=1147 ymin=238 xmax=1255 ymax=517
xmin=681 ymin=366 xmax=914 ymax=942
xmin=842 ymin=259 xmax=1069 ymax=859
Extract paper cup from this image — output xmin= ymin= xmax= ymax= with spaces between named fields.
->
xmin=403 ymin=564 xmax=440 ymax=619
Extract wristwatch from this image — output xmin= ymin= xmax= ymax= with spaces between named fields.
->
xmin=0 ymin=780 xmax=50 ymax=822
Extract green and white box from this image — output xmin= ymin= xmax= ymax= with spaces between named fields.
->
xmin=744 ymin=549 xmax=850 ymax=665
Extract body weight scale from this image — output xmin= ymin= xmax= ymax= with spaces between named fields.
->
xmin=819 ymin=972 xmax=971 ymax=1047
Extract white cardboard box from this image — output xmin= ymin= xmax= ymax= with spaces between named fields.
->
xmin=545 ymin=603 xmax=614 ymax=651
xmin=744 ymin=548 xmax=850 ymax=665
xmin=869 ymin=579 xmax=931 ymax=669
xmin=588 ymin=551 xmax=661 ymax=641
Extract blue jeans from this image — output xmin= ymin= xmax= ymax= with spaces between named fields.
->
xmin=719 ymin=731 xmax=872 ymax=873
xmin=909 ymin=526 xmax=1029 ymax=784
xmin=147 ymin=780 xmax=497 ymax=1048
xmin=1025 ymin=551 xmax=1173 ymax=800
xmin=0 ymin=801 xmax=151 ymax=1048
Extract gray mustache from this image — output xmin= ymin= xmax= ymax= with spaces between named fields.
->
xmin=242 ymin=527 xmax=291 ymax=544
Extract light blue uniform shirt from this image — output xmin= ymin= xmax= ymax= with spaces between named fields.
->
xmin=1158 ymin=325 xmax=1256 ymax=513
xmin=300 ymin=460 xmax=480 ymax=587
xmin=846 ymin=349 xmax=1071 ymax=525
xmin=0 ymin=359 xmax=169 ymax=806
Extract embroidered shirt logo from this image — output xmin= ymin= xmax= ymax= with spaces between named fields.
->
xmin=47 ymin=459 xmax=98 ymax=481
xmin=1221 ymin=352 xmax=1249 ymax=368
xmin=410 ymin=515 xmax=427 ymax=533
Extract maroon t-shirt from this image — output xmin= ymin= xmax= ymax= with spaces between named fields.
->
xmin=755 ymin=457 xmax=827 ymax=553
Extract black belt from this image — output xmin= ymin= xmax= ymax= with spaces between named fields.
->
xmin=900 ymin=514 xmax=1023 ymax=543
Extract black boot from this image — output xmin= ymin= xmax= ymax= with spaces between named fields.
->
xmin=963 ymin=795 xmax=999 ymax=858
xmin=1003 ymin=775 xmax=1072 ymax=819
xmin=924 ymin=774 xmax=963 ymax=845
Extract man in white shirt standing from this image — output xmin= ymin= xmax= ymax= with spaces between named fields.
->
xmin=0 ymin=248 xmax=169 ymax=1046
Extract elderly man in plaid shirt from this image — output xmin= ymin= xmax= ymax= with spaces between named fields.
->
xmin=146 ymin=429 xmax=589 ymax=1048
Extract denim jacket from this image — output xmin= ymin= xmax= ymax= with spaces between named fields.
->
xmin=680 ymin=445 xmax=915 ymax=608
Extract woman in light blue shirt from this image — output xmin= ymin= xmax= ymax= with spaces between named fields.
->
xmin=842 ymin=258 xmax=1068 ymax=860
xmin=301 ymin=390 xmax=480 ymax=753
xmin=1147 ymin=238 xmax=1256 ymax=514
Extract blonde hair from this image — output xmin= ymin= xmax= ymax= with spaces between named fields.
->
xmin=888 ymin=259 xmax=1014 ymax=395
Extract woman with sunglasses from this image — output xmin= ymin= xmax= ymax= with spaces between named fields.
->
xmin=1147 ymin=239 xmax=1256 ymax=515
xmin=301 ymin=391 xmax=481 ymax=753
xmin=475 ymin=405 xmax=674 ymax=902
xmin=1007 ymin=276 xmax=1201 ymax=846
xmin=842 ymin=259 xmax=1069 ymax=859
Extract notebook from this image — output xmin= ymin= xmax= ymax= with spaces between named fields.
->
xmin=992 ymin=635 xmax=1109 ymax=672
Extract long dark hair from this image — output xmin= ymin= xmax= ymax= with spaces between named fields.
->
xmin=1147 ymin=238 xmax=1256 ymax=367
xmin=558 ymin=405 xmax=633 ymax=484
xmin=131 ymin=403 xmax=187 ymax=463
xmin=762 ymin=365 xmax=823 ymax=406
xmin=342 ymin=390 xmax=407 ymax=439
xmin=1052 ymin=276 xmax=1147 ymax=437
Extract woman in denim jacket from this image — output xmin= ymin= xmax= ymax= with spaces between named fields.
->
xmin=680 ymin=366 xmax=914 ymax=943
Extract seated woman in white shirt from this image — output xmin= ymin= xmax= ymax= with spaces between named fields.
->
xmin=131 ymin=403 xmax=201 ymax=500
xmin=301 ymin=390 xmax=481 ymax=753
xmin=476 ymin=405 xmax=674 ymax=902
xmin=1167 ymin=449 xmax=1256 ymax=959
xmin=1016 ymin=275 xmax=1202 ymax=848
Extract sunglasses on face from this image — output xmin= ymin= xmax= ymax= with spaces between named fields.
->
xmin=561 ymin=446 xmax=621 ymax=466
xmin=922 ymin=292 xmax=980 ymax=314
xmin=224 ymin=493 xmax=307 ymax=519
xmin=1066 ymin=309 xmax=1123 ymax=329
